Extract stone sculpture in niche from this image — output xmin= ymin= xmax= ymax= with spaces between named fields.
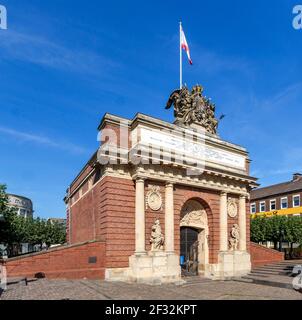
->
xmin=229 ymin=224 xmax=240 ymax=251
xmin=150 ymin=219 xmax=164 ymax=251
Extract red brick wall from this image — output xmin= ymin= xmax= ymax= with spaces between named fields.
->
xmin=69 ymin=176 xmax=111 ymax=244
xmin=250 ymin=242 xmax=284 ymax=268
xmin=70 ymin=160 xmax=95 ymax=194
xmin=2 ymin=241 xmax=106 ymax=280
xmin=70 ymin=186 xmax=98 ymax=244
xmin=103 ymin=177 xmax=135 ymax=269
xmin=69 ymin=175 xmax=136 ymax=269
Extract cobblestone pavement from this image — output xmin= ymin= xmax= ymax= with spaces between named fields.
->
xmin=1 ymin=278 xmax=302 ymax=300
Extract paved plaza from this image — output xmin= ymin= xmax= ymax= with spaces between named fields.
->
xmin=1 ymin=277 xmax=301 ymax=300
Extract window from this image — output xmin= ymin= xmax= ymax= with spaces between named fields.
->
xmin=260 ymin=201 xmax=266 ymax=212
xmin=270 ymin=199 xmax=276 ymax=211
xmin=281 ymin=197 xmax=288 ymax=209
xmin=250 ymin=203 xmax=256 ymax=214
xmin=293 ymin=195 xmax=300 ymax=207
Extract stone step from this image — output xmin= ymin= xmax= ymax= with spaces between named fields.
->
xmin=252 ymin=267 xmax=293 ymax=273
xmin=250 ymin=270 xmax=292 ymax=276
xmin=232 ymin=260 xmax=302 ymax=290
xmin=236 ymin=275 xmax=294 ymax=290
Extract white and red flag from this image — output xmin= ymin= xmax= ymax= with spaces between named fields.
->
xmin=180 ymin=24 xmax=193 ymax=65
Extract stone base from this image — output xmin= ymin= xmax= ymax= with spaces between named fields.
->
xmin=128 ymin=251 xmax=182 ymax=285
xmin=104 ymin=252 xmax=182 ymax=285
xmin=105 ymin=267 xmax=130 ymax=282
xmin=205 ymin=251 xmax=251 ymax=280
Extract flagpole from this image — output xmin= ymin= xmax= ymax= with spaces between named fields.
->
xmin=179 ymin=21 xmax=182 ymax=89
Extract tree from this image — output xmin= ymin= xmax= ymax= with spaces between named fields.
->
xmin=251 ymin=215 xmax=302 ymax=254
xmin=0 ymin=184 xmax=19 ymax=245
xmin=285 ymin=216 xmax=302 ymax=258
xmin=1 ymin=184 xmax=66 ymax=257
xmin=266 ymin=216 xmax=287 ymax=250
xmin=250 ymin=216 xmax=266 ymax=243
xmin=24 ymin=218 xmax=66 ymax=248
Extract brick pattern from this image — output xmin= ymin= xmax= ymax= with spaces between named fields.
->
xmin=250 ymin=242 xmax=284 ymax=268
xmin=70 ymin=187 xmax=97 ymax=243
xmin=69 ymin=176 xmax=111 ymax=244
xmin=103 ymin=177 xmax=135 ymax=269
xmin=251 ymin=191 xmax=302 ymax=213
xmin=2 ymin=241 xmax=106 ymax=280
xmin=70 ymin=159 xmax=95 ymax=194
xmin=100 ymin=123 xmax=131 ymax=149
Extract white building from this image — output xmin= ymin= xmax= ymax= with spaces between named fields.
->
xmin=7 ymin=194 xmax=33 ymax=219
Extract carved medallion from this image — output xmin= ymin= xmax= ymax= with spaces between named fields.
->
xmin=227 ymin=199 xmax=238 ymax=218
xmin=146 ymin=185 xmax=162 ymax=211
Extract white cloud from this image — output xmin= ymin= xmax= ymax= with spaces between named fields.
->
xmin=0 ymin=30 xmax=118 ymax=75
xmin=261 ymin=82 xmax=302 ymax=110
xmin=0 ymin=126 xmax=87 ymax=154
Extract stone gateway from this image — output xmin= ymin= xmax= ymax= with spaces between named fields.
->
xmin=64 ymin=85 xmax=258 ymax=284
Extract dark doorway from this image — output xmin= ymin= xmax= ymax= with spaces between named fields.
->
xmin=180 ymin=227 xmax=199 ymax=276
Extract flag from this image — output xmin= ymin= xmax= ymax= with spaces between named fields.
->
xmin=180 ymin=25 xmax=193 ymax=65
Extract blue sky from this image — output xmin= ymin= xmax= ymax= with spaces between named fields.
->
xmin=0 ymin=0 xmax=302 ymax=218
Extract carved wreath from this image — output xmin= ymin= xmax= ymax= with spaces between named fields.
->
xmin=146 ymin=185 xmax=162 ymax=211
xmin=227 ymin=198 xmax=238 ymax=218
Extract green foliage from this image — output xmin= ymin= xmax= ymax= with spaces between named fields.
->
xmin=251 ymin=215 xmax=302 ymax=248
xmin=0 ymin=184 xmax=66 ymax=255
xmin=250 ymin=216 xmax=267 ymax=242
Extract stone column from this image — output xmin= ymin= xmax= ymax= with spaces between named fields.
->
xmin=165 ymin=183 xmax=174 ymax=253
xmin=135 ymin=178 xmax=146 ymax=254
xmin=219 ymin=192 xmax=228 ymax=251
xmin=239 ymin=195 xmax=247 ymax=251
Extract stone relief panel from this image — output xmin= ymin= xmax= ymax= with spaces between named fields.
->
xmin=180 ymin=200 xmax=208 ymax=229
xmin=227 ymin=198 xmax=238 ymax=218
xmin=146 ymin=185 xmax=162 ymax=211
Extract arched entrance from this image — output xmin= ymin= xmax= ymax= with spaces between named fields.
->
xmin=180 ymin=200 xmax=209 ymax=276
